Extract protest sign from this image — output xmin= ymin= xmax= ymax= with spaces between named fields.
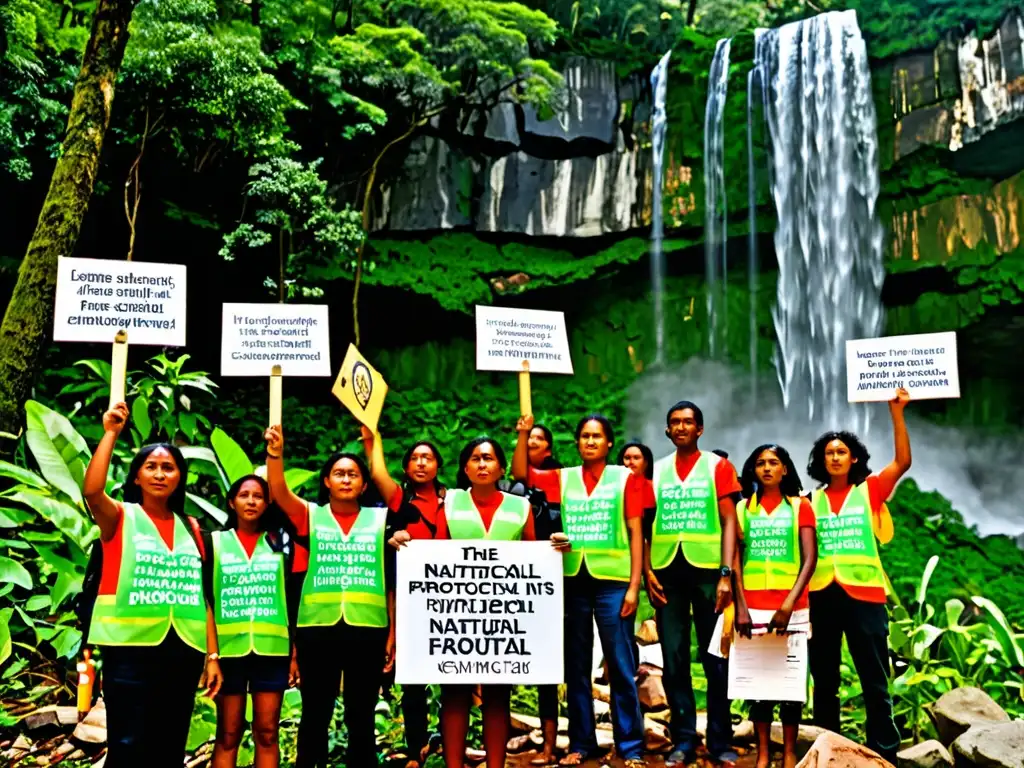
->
xmin=220 ymin=303 xmax=330 ymax=377
xmin=332 ymin=343 xmax=388 ymax=433
xmin=396 ymin=540 xmax=563 ymax=685
xmin=53 ymin=256 xmax=186 ymax=346
xmin=846 ymin=331 xmax=959 ymax=402
xmin=475 ymin=306 xmax=573 ymax=375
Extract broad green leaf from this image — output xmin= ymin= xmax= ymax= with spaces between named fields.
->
xmin=283 ymin=468 xmax=317 ymax=490
xmin=50 ymin=572 xmax=82 ymax=612
xmin=179 ymin=446 xmax=228 ymax=488
xmin=24 ymin=596 xmax=50 ymax=612
xmin=187 ymin=697 xmax=218 ymax=750
xmin=132 ymin=397 xmax=153 ymax=441
xmin=0 ymin=461 xmax=47 ymax=490
xmin=916 ymin=555 xmax=939 ymax=620
xmin=185 ymin=493 xmax=228 ymax=525
xmin=945 ymin=598 xmax=965 ymax=629
xmin=49 ymin=626 xmax=83 ymax=659
xmin=24 ymin=401 xmax=89 ymax=504
xmin=0 ymin=608 xmax=12 ymax=665
xmin=0 ymin=507 xmax=34 ymax=528
xmin=210 ymin=428 xmax=253 ymax=484
xmin=973 ymin=596 xmax=1024 ymax=668
xmin=30 ymin=543 xmax=81 ymax=576
xmin=911 ymin=624 xmax=944 ymax=658
xmin=0 ymin=556 xmax=33 ymax=590
xmin=5 ymin=491 xmax=95 ymax=552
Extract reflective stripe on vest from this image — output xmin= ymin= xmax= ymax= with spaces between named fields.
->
xmin=651 ymin=452 xmax=721 ymax=570
xmin=737 ymin=496 xmax=801 ymax=592
xmin=560 ymin=465 xmax=631 ymax=582
xmin=87 ymin=503 xmax=206 ymax=651
xmin=445 ymin=490 xmax=530 ymax=541
xmin=809 ymin=484 xmax=888 ymax=593
xmin=298 ymin=505 xmax=388 ymax=628
xmin=212 ymin=530 xmax=289 ymax=657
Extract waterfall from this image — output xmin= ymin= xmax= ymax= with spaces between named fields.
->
xmin=747 ymin=40 xmax=761 ymax=399
xmin=703 ymin=39 xmax=732 ymax=359
xmin=650 ymin=50 xmax=672 ymax=365
xmin=759 ymin=11 xmax=885 ymax=430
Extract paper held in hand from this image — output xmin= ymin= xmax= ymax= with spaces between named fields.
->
xmin=331 ymin=343 xmax=388 ymax=433
xmin=53 ymin=256 xmax=187 ymax=346
xmin=846 ymin=331 xmax=959 ymax=402
xmin=474 ymin=306 xmax=573 ymax=375
xmin=220 ymin=303 xmax=330 ymax=377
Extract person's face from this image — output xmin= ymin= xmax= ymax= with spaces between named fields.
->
xmin=577 ymin=420 xmax=611 ymax=462
xmin=666 ymin=408 xmax=703 ymax=449
xmin=754 ymin=449 xmax=786 ymax=491
xmin=824 ymin=439 xmax=856 ymax=478
xmin=230 ymin=479 xmax=268 ymax=525
xmin=622 ymin=446 xmax=647 ymax=477
xmin=134 ymin=447 xmax=181 ymax=500
xmin=464 ymin=442 xmax=503 ymax=486
xmin=406 ymin=445 xmax=438 ymax=485
xmin=527 ymin=427 xmax=551 ymax=466
xmin=324 ymin=458 xmax=366 ymax=502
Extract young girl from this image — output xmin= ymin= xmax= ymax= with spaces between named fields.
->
xmin=206 ymin=475 xmax=296 ymax=768
xmin=362 ymin=427 xmax=445 ymax=768
xmin=804 ymin=388 xmax=912 ymax=764
xmin=512 ymin=414 xmax=648 ymax=768
xmin=528 ymin=424 xmax=561 ymax=470
xmin=618 ymin=442 xmax=654 ymax=480
xmin=732 ymin=445 xmax=817 ymax=768
xmin=82 ymin=403 xmax=221 ymax=767
xmin=264 ymin=424 xmax=402 ymax=768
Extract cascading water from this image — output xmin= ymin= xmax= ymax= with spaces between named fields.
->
xmin=746 ymin=38 xmax=762 ymax=399
xmin=760 ymin=11 xmax=886 ymax=431
xmin=649 ymin=50 xmax=672 ymax=365
xmin=703 ymin=39 xmax=732 ymax=359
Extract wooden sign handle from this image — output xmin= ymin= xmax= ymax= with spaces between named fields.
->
xmin=109 ymin=331 xmax=128 ymax=410
xmin=269 ymin=365 xmax=282 ymax=427
xmin=518 ymin=360 xmax=532 ymax=417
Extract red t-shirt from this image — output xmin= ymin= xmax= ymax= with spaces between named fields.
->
xmin=388 ymin=486 xmax=442 ymax=540
xmin=434 ymin=490 xmax=537 ymax=541
xmin=739 ymin=491 xmax=816 ymax=610
xmin=820 ymin=473 xmax=895 ymax=604
xmin=673 ymin=450 xmax=743 ymax=498
xmin=289 ymin=504 xmax=362 ymax=573
xmin=235 ymin=528 xmax=261 ymax=558
xmin=526 ymin=463 xmax=653 ymax=519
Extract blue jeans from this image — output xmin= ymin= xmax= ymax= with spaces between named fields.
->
xmin=564 ymin=574 xmax=644 ymax=759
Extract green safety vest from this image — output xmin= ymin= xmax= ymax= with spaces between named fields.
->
xmin=651 ymin=452 xmax=722 ymax=570
xmin=212 ymin=530 xmax=290 ymax=657
xmin=445 ymin=490 xmax=530 ymax=540
xmin=298 ymin=504 xmax=388 ymax=629
xmin=560 ymin=465 xmax=631 ymax=581
xmin=737 ymin=496 xmax=802 ymax=592
xmin=809 ymin=484 xmax=888 ymax=593
xmin=87 ymin=503 xmax=206 ymax=651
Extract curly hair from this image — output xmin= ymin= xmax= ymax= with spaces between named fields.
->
xmin=806 ymin=431 xmax=871 ymax=486
xmin=740 ymin=444 xmax=803 ymax=499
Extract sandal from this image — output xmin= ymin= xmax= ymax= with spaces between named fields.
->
xmin=559 ymin=753 xmax=586 ymax=766
xmin=530 ymin=757 xmax=557 ymax=767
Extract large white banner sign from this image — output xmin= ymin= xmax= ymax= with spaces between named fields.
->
xmin=220 ymin=303 xmax=331 ymax=377
xmin=474 ymin=306 xmax=573 ymax=374
xmin=396 ymin=540 xmax=564 ymax=685
xmin=846 ymin=331 xmax=960 ymax=402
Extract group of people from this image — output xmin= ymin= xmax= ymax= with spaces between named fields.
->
xmin=80 ymin=386 xmax=912 ymax=768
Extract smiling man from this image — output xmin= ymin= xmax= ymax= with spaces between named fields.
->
xmin=645 ymin=400 xmax=742 ymax=767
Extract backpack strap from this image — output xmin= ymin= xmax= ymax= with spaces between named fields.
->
xmin=183 ymin=514 xmax=207 ymax=560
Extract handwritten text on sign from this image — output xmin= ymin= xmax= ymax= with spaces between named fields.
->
xmin=220 ymin=303 xmax=330 ymax=377
xmin=53 ymin=257 xmax=187 ymax=346
xmin=396 ymin=541 xmax=563 ymax=685
xmin=475 ymin=306 xmax=573 ymax=375
xmin=846 ymin=331 xmax=959 ymax=402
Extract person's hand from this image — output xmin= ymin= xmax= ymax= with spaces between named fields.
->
xmin=102 ymin=402 xmax=129 ymax=436
xmin=388 ymin=530 xmax=412 ymax=550
xmin=383 ymin=631 xmax=396 ymax=673
xmin=288 ymin=654 xmax=301 ymax=688
xmin=516 ymin=414 xmax=534 ymax=433
xmin=735 ymin=603 xmax=753 ymax=639
xmin=620 ymin=585 xmax=639 ymax=618
xmin=768 ymin=600 xmax=795 ymax=635
xmin=889 ymin=387 xmax=910 ymax=413
xmin=360 ymin=425 xmax=374 ymax=444
xmin=645 ymin=569 xmax=667 ymax=609
xmin=201 ymin=657 xmax=223 ymax=698
xmin=715 ymin=575 xmax=733 ymax=613
xmin=549 ymin=532 xmax=571 ymax=553
xmin=264 ymin=425 xmax=284 ymax=457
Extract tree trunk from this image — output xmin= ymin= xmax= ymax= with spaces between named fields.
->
xmin=687 ymin=0 xmax=698 ymax=25
xmin=0 ymin=0 xmax=139 ymax=447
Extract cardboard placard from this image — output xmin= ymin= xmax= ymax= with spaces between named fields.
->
xmin=53 ymin=257 xmax=187 ymax=346
xmin=846 ymin=331 xmax=959 ymax=402
xmin=221 ymin=303 xmax=330 ymax=377
xmin=331 ymin=343 xmax=387 ymax=432
xmin=475 ymin=306 xmax=573 ymax=375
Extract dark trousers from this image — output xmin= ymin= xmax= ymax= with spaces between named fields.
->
xmin=102 ymin=633 xmax=204 ymax=768
xmin=655 ymin=557 xmax=732 ymax=758
xmin=749 ymin=700 xmax=802 ymax=726
xmin=295 ymin=622 xmax=388 ymax=768
xmin=402 ymin=683 xmax=429 ymax=758
xmin=538 ymin=684 xmax=559 ymax=721
xmin=809 ymin=582 xmax=899 ymax=763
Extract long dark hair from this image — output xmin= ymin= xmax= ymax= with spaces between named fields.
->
xmin=530 ymin=424 xmax=560 ymax=469
xmin=224 ymin=474 xmax=292 ymax=534
xmin=123 ymin=443 xmax=188 ymax=515
xmin=316 ymin=452 xmax=378 ymax=506
xmin=401 ymin=440 xmax=446 ymax=495
xmin=807 ymin=431 xmax=871 ymax=486
xmin=740 ymin=444 xmax=803 ymax=499
xmin=617 ymin=441 xmax=654 ymax=479
xmin=574 ymin=414 xmax=614 ymax=448
xmin=455 ymin=437 xmax=507 ymax=490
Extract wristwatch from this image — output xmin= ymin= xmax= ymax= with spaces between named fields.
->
xmin=719 ymin=565 xmax=732 ymax=578
xmin=207 ymin=653 xmax=220 ymax=662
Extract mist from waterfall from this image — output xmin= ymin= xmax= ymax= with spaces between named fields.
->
xmin=746 ymin=38 xmax=763 ymax=400
xmin=703 ymin=39 xmax=732 ymax=359
xmin=649 ymin=50 xmax=672 ymax=365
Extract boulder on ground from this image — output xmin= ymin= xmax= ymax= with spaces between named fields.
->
xmin=898 ymin=740 xmax=953 ymax=768
xmin=930 ymin=687 xmax=1009 ymax=746
xmin=771 ymin=724 xmax=830 ymax=758
xmin=636 ymin=619 xmax=659 ymax=645
xmin=795 ymin=731 xmax=894 ymax=768
xmin=644 ymin=717 xmax=672 ymax=752
xmin=72 ymin=699 xmax=107 ymax=745
xmin=951 ymin=721 xmax=1024 ymax=768
xmin=638 ymin=673 xmax=668 ymax=711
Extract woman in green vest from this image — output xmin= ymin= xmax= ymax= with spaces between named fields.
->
xmin=732 ymin=444 xmax=817 ymax=768
xmin=804 ymin=388 xmax=911 ymax=764
xmin=205 ymin=474 xmax=296 ymax=768
xmin=264 ymin=425 xmax=399 ymax=768
xmin=82 ymin=402 xmax=223 ymax=768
